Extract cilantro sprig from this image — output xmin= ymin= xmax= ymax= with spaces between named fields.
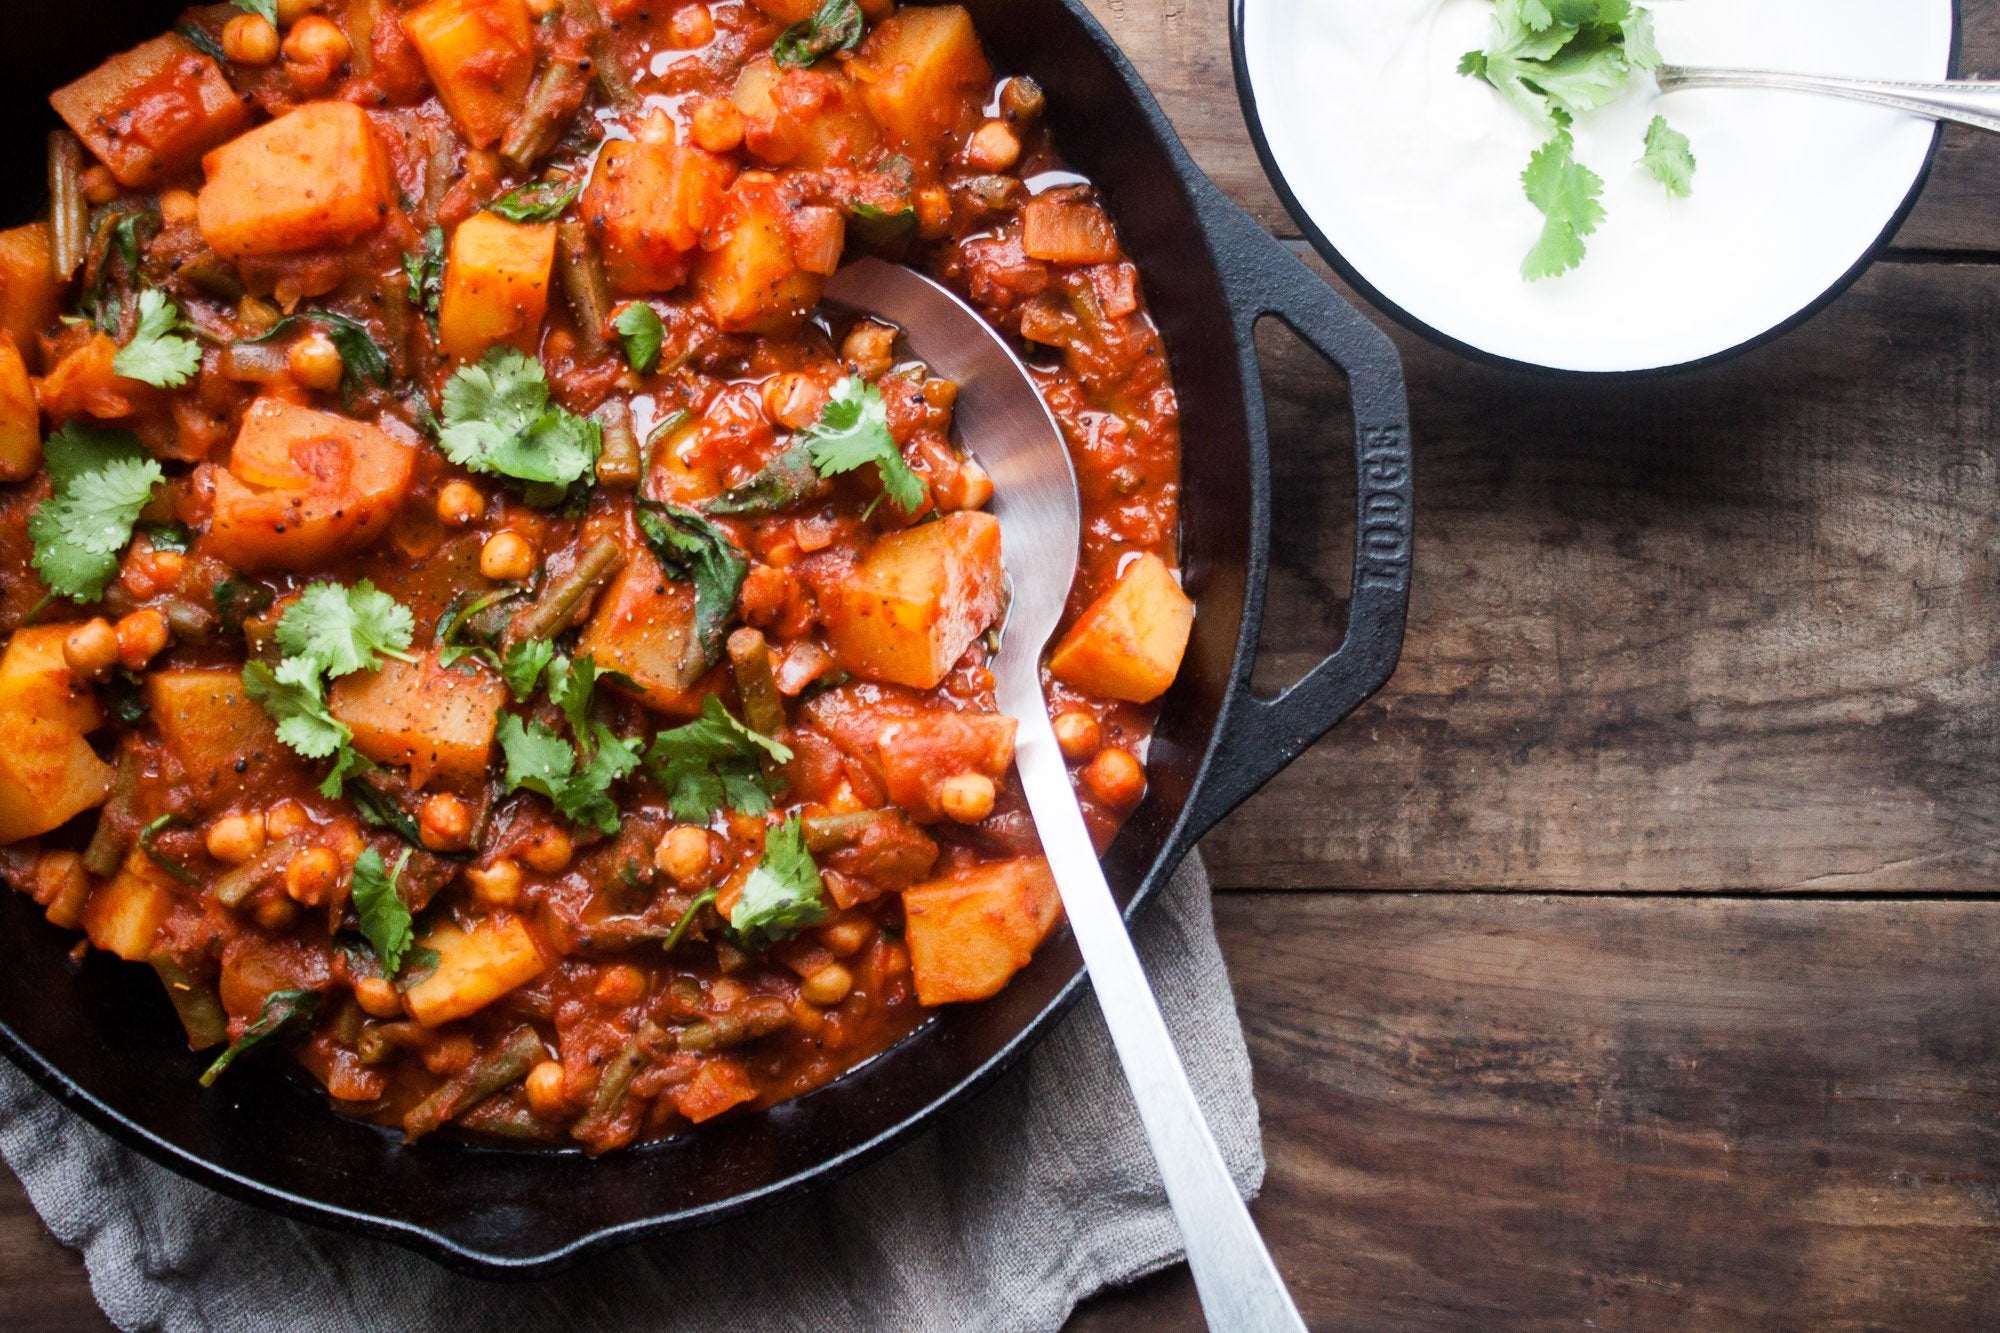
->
xmin=350 ymin=847 xmax=418 ymax=977
xmin=233 ymin=312 xmax=390 ymax=401
xmin=774 ymin=0 xmax=865 ymax=69
xmin=730 ymin=816 xmax=827 ymax=946
xmin=802 ymin=377 xmax=925 ymax=514
xmin=1458 ymin=0 xmax=1692 ymax=279
xmin=404 ymin=226 xmax=446 ymax=330
xmin=644 ymin=696 xmax=791 ymax=823
xmin=613 ymin=302 xmax=665 ymax=375
xmin=28 ymin=424 xmax=163 ymax=603
xmin=438 ymin=348 xmax=602 ymax=492
xmin=113 ymin=289 xmax=201 ymax=388
xmin=635 ymin=501 xmax=748 ymax=666
xmin=199 ymin=987 xmax=317 ymax=1087
xmin=496 ymin=651 xmax=643 ymax=834
xmin=489 ymin=177 xmax=583 ymax=224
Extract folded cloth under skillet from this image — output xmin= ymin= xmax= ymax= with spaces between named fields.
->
xmin=0 ymin=854 xmax=1259 ymax=1332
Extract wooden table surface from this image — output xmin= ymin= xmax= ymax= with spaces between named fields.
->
xmin=9 ymin=3 xmax=2000 ymax=1329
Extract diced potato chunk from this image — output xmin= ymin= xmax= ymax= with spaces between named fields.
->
xmin=81 ymin=851 xmax=179 ymax=962
xmin=328 ymin=652 xmax=507 ymax=787
xmin=401 ymin=0 xmax=537 ymax=150
xmin=1048 ymin=553 xmax=1194 ymax=704
xmin=147 ymin=667 xmax=288 ymax=809
xmin=1018 ymin=198 xmax=1121 ymax=266
xmin=36 ymin=333 xmax=155 ymax=424
xmin=732 ymin=58 xmax=879 ymax=169
xmin=671 ymin=1057 xmax=759 ymax=1123
xmin=0 ymin=224 xmax=61 ymax=368
xmin=208 ymin=398 xmax=417 ymax=571
xmin=52 ymin=34 xmax=251 ymax=188
xmin=876 ymin=710 xmax=1016 ymax=822
xmin=822 ymin=511 xmax=1003 ymax=689
xmin=850 ymin=6 xmax=991 ymax=164
xmin=902 ymin=857 xmax=1062 ymax=1005
xmin=577 ymin=550 xmax=711 ymax=716
xmin=403 ymin=915 xmax=547 ymax=1027
xmin=438 ymin=212 xmax=555 ymax=360
xmin=582 ymin=110 xmax=735 ymax=297
xmin=197 ymin=102 xmax=394 ymax=259
xmin=694 ymin=175 xmax=824 ymax=333
xmin=0 ymin=335 xmax=39 ymax=482
xmin=0 ymin=627 xmax=113 ymax=845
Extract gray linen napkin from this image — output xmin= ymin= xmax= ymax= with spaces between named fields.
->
xmin=0 ymin=854 xmax=1258 ymax=1332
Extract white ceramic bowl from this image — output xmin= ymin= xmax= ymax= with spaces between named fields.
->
xmin=1232 ymin=0 xmax=1955 ymax=374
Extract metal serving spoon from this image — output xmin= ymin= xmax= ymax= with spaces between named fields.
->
xmin=1657 ymin=65 xmax=2000 ymax=134
xmin=823 ymin=256 xmax=1307 ymax=1332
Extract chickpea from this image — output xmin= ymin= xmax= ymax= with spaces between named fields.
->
xmin=353 ymin=975 xmax=403 ymax=1019
xmin=466 ymin=858 xmax=522 ymax=907
xmin=1000 ymin=76 xmax=1047 ymax=123
xmin=287 ymin=330 xmax=344 ymax=393
xmin=62 ymin=618 xmax=119 ymax=680
xmin=817 ymin=916 xmax=874 ymax=958
xmin=760 ymin=372 xmax=825 ymax=430
xmin=690 ymin=99 xmax=745 ymax=154
xmin=222 ymin=13 xmax=281 ymax=65
xmin=937 ymin=772 xmax=996 ymax=824
xmin=114 ymin=609 xmax=170 ymax=672
xmin=120 ymin=545 xmax=184 ymax=600
xmin=159 ymin=189 xmax=200 ymax=228
xmin=35 ymin=852 xmax=90 ymax=929
xmin=593 ymin=964 xmax=647 ymax=1007
xmin=525 ymin=1061 xmax=568 ymax=1119
xmin=654 ymin=826 xmax=713 ymax=889
xmin=282 ymin=16 xmax=350 ymax=94
xmin=254 ymin=896 xmax=299 ymax=931
xmin=964 ymin=120 xmax=1022 ymax=173
xmin=521 ymin=825 xmax=574 ymax=874
xmin=79 ymin=165 xmax=119 ymax=207
xmin=408 ymin=793 xmax=470 ymax=854
xmin=841 ymin=321 xmax=898 ymax=380
xmin=800 ymin=962 xmax=854 ymax=1007
xmin=480 ymin=531 xmax=536 ymax=582
xmin=266 ymin=799 xmax=311 ymax=841
xmin=205 ymin=812 xmax=268 ymax=866
xmin=668 ymin=1 xmax=714 ymax=47
xmin=276 ymin=0 xmax=325 ymax=22
xmin=284 ymin=845 xmax=341 ymax=906
xmin=527 ymin=0 xmax=562 ymax=14
xmin=1083 ymin=746 xmax=1145 ymax=807
xmin=435 ymin=480 xmax=486 ymax=526
xmin=1052 ymin=711 xmax=1102 ymax=762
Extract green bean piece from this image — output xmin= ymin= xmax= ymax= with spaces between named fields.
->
xmin=571 ymin=1021 xmax=660 ymax=1139
xmin=47 ymin=131 xmax=87 ymax=280
xmin=556 ymin=220 xmax=613 ymax=355
xmin=148 ymin=954 xmax=228 ymax=1051
xmin=675 ymin=996 xmax=790 ymax=1053
xmin=458 ymin=1098 xmax=556 ymax=1141
xmin=503 ymin=58 xmax=594 ymax=171
xmin=726 ymin=628 xmax=787 ymax=735
xmin=595 ymin=398 xmax=641 ymax=489
xmin=402 ymin=1026 xmax=544 ymax=1141
xmin=81 ymin=751 xmax=143 ymax=878
xmin=511 ymin=535 xmax=626 ymax=643
xmin=356 ymin=1019 xmax=429 ymax=1065
xmin=210 ymin=834 xmax=306 ymax=909
xmin=801 ymin=810 xmax=887 ymax=854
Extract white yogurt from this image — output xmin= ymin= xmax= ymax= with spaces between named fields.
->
xmin=1241 ymin=0 xmax=1953 ymax=371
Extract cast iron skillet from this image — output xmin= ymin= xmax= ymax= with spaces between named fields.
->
xmin=0 ymin=0 xmax=1413 ymax=1276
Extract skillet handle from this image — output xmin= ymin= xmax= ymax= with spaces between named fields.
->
xmin=1177 ymin=183 xmax=1413 ymax=845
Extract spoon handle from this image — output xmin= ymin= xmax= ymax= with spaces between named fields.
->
xmin=1011 ymin=707 xmax=1306 ymax=1332
xmin=1657 ymin=64 xmax=2000 ymax=135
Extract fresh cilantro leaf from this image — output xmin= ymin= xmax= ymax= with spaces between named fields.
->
xmin=706 ymin=441 xmax=821 ymax=517
xmin=1520 ymin=130 xmax=1605 ymax=281
xmin=802 ymin=376 xmax=925 ymax=514
xmin=729 ymin=816 xmax=827 ymax=945
xmin=275 ymin=580 xmax=418 ymax=680
xmin=498 ymin=713 xmax=639 ymax=834
xmin=488 ymin=177 xmax=582 ymax=224
xmin=613 ymin=302 xmax=665 ymax=375
xmin=232 ymin=0 xmax=279 ymax=25
xmin=645 ymin=696 xmax=792 ymax=823
xmin=113 ymin=289 xmax=201 ymax=388
xmin=346 ymin=776 xmax=433 ymax=853
xmin=846 ymin=199 xmax=916 ymax=247
xmin=140 ymin=521 xmax=192 ymax=553
xmin=234 ymin=312 xmax=390 ymax=400
xmin=1640 ymin=114 xmax=1695 ymax=197
xmin=177 ymin=23 xmax=229 ymax=63
xmin=502 ymin=639 xmax=556 ymax=700
xmin=199 ymin=987 xmax=318 ymax=1087
xmin=498 ymin=713 xmax=576 ymax=799
xmin=635 ymin=501 xmax=748 ymax=665
xmin=350 ymin=847 xmax=417 ymax=977
xmin=28 ymin=424 xmax=163 ymax=602
xmin=404 ymin=226 xmax=446 ymax=329
xmin=213 ymin=577 xmax=275 ymax=636
xmin=241 ymin=657 xmax=372 ymax=798
xmin=546 ymin=653 xmax=601 ymax=739
xmin=435 ymin=586 xmax=519 ymax=670
xmin=774 ymin=0 xmax=865 ymax=68
xmin=82 ymin=202 xmax=158 ymax=334
xmin=439 ymin=348 xmax=602 ymax=489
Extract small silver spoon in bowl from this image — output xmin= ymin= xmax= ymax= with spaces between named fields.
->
xmin=823 ymin=256 xmax=1306 ymax=1332
xmin=1658 ymin=65 xmax=2000 ymax=134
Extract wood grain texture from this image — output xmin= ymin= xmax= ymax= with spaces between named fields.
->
xmin=1201 ymin=257 xmax=2000 ymax=891
xmin=0 ymin=1174 xmax=104 ymax=1331
xmin=1072 ymin=893 xmax=2000 ymax=1330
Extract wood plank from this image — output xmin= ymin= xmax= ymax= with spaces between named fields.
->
xmin=0 ymin=1173 xmax=104 ymax=1331
xmin=1071 ymin=893 xmax=2000 ymax=1330
xmin=1202 ymin=256 xmax=2000 ymax=891
xmin=1076 ymin=0 xmax=2000 ymax=254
